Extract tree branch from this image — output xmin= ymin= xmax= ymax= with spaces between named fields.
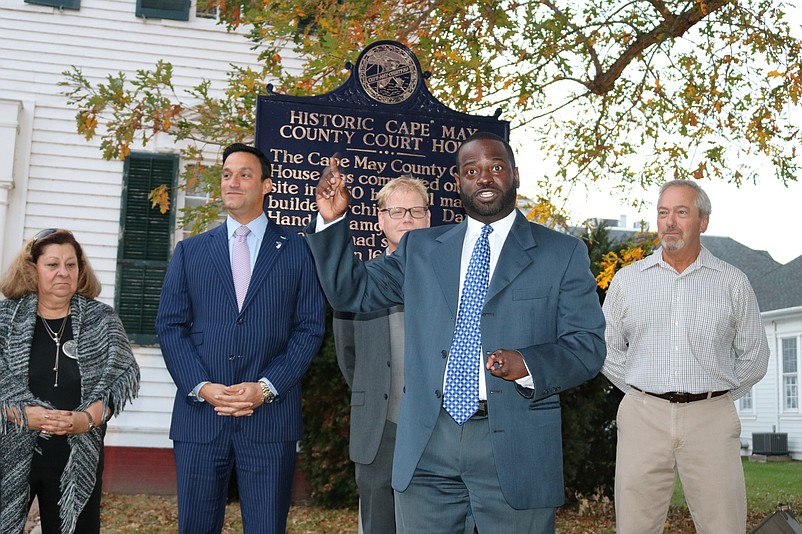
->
xmin=540 ymin=0 xmax=604 ymax=81
xmin=587 ymin=0 xmax=730 ymax=95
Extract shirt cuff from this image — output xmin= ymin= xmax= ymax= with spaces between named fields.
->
xmin=315 ymin=213 xmax=346 ymax=232
xmin=515 ymin=359 xmax=535 ymax=390
xmin=189 ymin=381 xmax=209 ymax=402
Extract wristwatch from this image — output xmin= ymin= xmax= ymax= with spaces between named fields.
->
xmin=83 ymin=410 xmax=96 ymax=432
xmin=259 ymin=381 xmax=275 ymax=404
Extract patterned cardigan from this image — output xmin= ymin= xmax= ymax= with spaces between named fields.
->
xmin=0 ymin=293 xmax=140 ymax=534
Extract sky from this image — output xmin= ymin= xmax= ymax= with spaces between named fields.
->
xmin=515 ymin=6 xmax=802 ymax=265
xmin=518 ymin=175 xmax=802 ymax=265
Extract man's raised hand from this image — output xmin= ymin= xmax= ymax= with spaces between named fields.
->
xmin=316 ymin=154 xmax=351 ymax=223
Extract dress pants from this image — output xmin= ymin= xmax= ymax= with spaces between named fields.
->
xmin=355 ymin=419 xmax=397 ymax=534
xmin=29 ymin=436 xmax=103 ymax=534
xmin=173 ymin=424 xmax=296 ymax=534
xmin=615 ymin=389 xmax=746 ymax=534
xmin=395 ymin=408 xmax=556 ymax=534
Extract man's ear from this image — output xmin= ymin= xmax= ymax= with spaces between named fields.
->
xmin=451 ymin=169 xmax=461 ymax=193
xmin=262 ymin=178 xmax=274 ymax=195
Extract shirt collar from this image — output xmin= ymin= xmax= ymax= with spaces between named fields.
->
xmin=226 ymin=213 xmax=268 ymax=240
xmin=465 ymin=209 xmax=517 ymax=239
xmin=641 ymin=245 xmax=722 ymax=273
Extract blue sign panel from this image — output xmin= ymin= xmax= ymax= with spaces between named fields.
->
xmin=256 ymin=41 xmax=508 ymax=260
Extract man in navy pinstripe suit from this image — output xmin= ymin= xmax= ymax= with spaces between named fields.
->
xmin=156 ymin=144 xmax=326 ymax=534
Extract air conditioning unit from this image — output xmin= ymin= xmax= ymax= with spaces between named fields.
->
xmin=752 ymin=433 xmax=789 ymax=455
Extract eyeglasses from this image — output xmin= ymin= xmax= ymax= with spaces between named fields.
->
xmin=379 ymin=206 xmax=429 ymax=219
xmin=32 ymin=228 xmax=59 ymax=243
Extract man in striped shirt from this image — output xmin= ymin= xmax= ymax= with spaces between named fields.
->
xmin=602 ymin=179 xmax=769 ymax=534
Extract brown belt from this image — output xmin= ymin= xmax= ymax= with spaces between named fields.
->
xmin=631 ymin=386 xmax=729 ymax=403
xmin=472 ymin=400 xmax=488 ymax=417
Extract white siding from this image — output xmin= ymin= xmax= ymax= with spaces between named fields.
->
xmin=0 ymin=0 xmax=299 ymax=447
xmin=105 ymin=347 xmax=176 ymax=448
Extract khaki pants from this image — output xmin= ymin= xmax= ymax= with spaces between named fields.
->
xmin=615 ymin=389 xmax=746 ymax=534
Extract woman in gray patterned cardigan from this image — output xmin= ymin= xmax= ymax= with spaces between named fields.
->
xmin=0 ymin=229 xmax=140 ymax=534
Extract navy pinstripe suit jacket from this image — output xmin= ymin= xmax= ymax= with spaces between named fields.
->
xmin=156 ymin=221 xmax=326 ymax=444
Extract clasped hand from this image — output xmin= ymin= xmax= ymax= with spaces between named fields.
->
xmin=200 ymin=383 xmax=264 ymax=417
xmin=26 ymin=405 xmax=91 ymax=435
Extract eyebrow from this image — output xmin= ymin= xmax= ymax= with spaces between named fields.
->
xmin=223 ymin=166 xmax=256 ymax=172
xmin=461 ymin=157 xmax=507 ymax=167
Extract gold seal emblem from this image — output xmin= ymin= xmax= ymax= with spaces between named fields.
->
xmin=357 ymin=43 xmax=419 ymax=105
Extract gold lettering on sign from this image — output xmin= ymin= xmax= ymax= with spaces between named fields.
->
xmin=289 ymin=110 xmax=375 ymax=131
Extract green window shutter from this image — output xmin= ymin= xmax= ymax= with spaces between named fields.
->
xmin=117 ymin=153 xmax=176 ymax=345
xmin=25 ymin=0 xmax=80 ymax=9
xmin=136 ymin=0 xmax=190 ymax=21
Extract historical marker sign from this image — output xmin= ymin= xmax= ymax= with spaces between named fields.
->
xmin=256 ymin=40 xmax=508 ymax=260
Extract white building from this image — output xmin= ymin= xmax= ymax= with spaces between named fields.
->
xmin=0 ymin=0 xmax=296 ymax=492
xmin=736 ymin=254 xmax=802 ymax=460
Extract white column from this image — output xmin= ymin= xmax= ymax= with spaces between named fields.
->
xmin=0 ymin=99 xmax=22 ymax=273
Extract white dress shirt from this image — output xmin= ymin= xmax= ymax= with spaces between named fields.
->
xmin=602 ymin=246 xmax=769 ymax=399
xmin=457 ymin=211 xmax=534 ymax=397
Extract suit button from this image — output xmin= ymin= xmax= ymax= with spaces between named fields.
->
xmin=435 ymin=389 xmax=442 ymax=398
xmin=387 ymin=361 xmax=391 ymax=367
xmin=441 ymin=350 xmax=448 ymax=359
xmin=236 ymin=318 xmax=243 ymax=325
xmin=228 ymin=354 xmax=236 ymax=361
xmin=383 ymin=394 xmax=388 ymax=400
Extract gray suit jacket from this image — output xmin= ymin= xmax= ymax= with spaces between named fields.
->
xmin=333 ymin=305 xmax=401 ymax=464
xmin=307 ymin=211 xmax=605 ymax=509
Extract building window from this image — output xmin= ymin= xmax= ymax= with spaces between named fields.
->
xmin=739 ymin=389 xmax=754 ymax=412
xmin=25 ymin=0 xmax=80 ymax=9
xmin=195 ymin=0 xmax=216 ymax=18
xmin=136 ymin=0 xmax=190 ymax=21
xmin=782 ymin=337 xmax=799 ymax=411
xmin=116 ymin=153 xmax=176 ymax=345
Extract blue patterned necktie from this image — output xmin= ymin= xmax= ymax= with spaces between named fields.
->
xmin=443 ymin=224 xmax=493 ymax=425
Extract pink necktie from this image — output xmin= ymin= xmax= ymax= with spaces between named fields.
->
xmin=232 ymin=225 xmax=251 ymax=310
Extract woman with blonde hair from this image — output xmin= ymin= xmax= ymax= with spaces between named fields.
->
xmin=0 ymin=228 xmax=140 ymax=534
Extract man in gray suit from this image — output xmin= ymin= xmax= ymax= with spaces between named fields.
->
xmin=307 ymin=132 xmax=605 ymax=533
xmin=334 ymin=176 xmax=431 ymax=534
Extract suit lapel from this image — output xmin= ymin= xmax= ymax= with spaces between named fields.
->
xmin=207 ymin=224 xmax=238 ymax=309
xmin=241 ymin=221 xmax=286 ymax=310
xmin=432 ymin=223 xmax=467 ymax=317
xmin=486 ymin=212 xmax=536 ymax=304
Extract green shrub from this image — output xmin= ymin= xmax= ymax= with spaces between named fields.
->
xmin=299 ymin=308 xmax=358 ymax=508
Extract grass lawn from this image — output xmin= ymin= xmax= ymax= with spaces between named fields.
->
xmin=673 ymin=457 xmax=802 ymax=511
xmin=89 ymin=458 xmax=801 ymax=533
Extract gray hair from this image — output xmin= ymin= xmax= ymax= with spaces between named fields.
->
xmin=658 ymin=180 xmax=712 ymax=217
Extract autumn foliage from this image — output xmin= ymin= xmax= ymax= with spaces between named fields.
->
xmin=62 ymin=1 xmax=801 ymax=232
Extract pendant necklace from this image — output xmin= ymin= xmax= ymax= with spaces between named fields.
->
xmin=40 ymin=315 xmax=68 ymax=388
